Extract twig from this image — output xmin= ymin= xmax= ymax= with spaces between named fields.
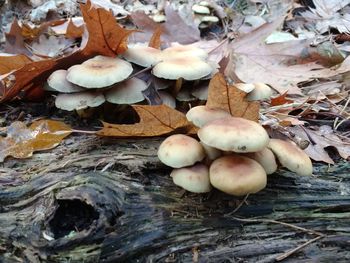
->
xmin=275 ymin=235 xmax=324 ymax=261
xmin=225 ymin=194 xmax=250 ymax=215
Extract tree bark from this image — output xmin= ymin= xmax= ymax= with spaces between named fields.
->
xmin=0 ymin=136 xmax=349 ymax=262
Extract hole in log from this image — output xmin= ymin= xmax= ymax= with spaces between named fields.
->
xmin=49 ymin=199 xmax=99 ymax=238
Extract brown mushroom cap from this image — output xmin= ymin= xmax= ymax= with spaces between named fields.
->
xmin=209 ymin=155 xmax=267 ymax=196
xmin=186 ymin=105 xmax=231 ymax=128
xmin=198 ymin=117 xmax=270 ymax=152
xmin=47 ymin=69 xmax=84 ymax=93
xmin=152 ymin=57 xmax=212 ymax=80
xmin=171 ymin=163 xmax=212 ymax=193
xmin=245 ymin=147 xmax=277 ymax=175
xmin=55 ymin=91 xmax=105 ymax=111
xmin=267 ymin=139 xmax=313 ymax=176
xmin=158 ymin=134 xmax=206 ymax=168
xmin=123 ymin=43 xmax=162 ymax=67
xmin=66 ymin=55 xmax=133 ymax=88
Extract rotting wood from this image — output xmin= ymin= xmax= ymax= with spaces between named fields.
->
xmin=0 ymin=135 xmax=349 ymax=262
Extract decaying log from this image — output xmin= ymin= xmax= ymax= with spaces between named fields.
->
xmin=0 ymin=135 xmax=349 ymax=262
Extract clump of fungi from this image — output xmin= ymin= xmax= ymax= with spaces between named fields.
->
xmin=157 ymin=105 xmax=313 ymax=196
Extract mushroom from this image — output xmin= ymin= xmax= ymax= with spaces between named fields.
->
xmin=55 ymin=91 xmax=105 ymax=111
xmin=247 ymin=83 xmax=273 ymax=101
xmin=158 ymin=134 xmax=206 ymax=168
xmin=161 ymin=43 xmax=209 ymax=60
xmin=209 ymin=155 xmax=267 ymax=196
xmin=245 ymin=147 xmax=278 ymax=175
xmin=234 ymin=83 xmax=255 ymax=93
xmin=192 ymin=4 xmax=210 ymax=14
xmin=267 ymin=139 xmax=313 ymax=176
xmin=171 ymin=163 xmax=211 ymax=193
xmin=66 ymin=55 xmax=133 ymax=88
xmin=200 ymin=141 xmax=222 ymax=164
xmin=123 ymin=43 xmax=163 ymax=67
xmin=158 ymin=91 xmax=176 ymax=108
xmin=105 ymin=77 xmax=147 ymax=105
xmin=47 ymin=69 xmax=84 ymax=93
xmin=186 ymin=105 xmax=231 ymax=128
xmin=198 ymin=117 xmax=270 ymax=152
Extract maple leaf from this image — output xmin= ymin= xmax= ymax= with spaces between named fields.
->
xmin=0 ymin=120 xmax=72 ymax=162
xmin=97 ymin=105 xmax=197 ymax=137
xmin=206 ymin=73 xmax=260 ymax=122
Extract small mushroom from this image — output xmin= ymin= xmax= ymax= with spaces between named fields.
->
xmin=192 ymin=4 xmax=210 ymax=14
xmin=186 ymin=105 xmax=231 ymax=128
xmin=161 ymin=43 xmax=209 ymax=60
xmin=247 ymin=83 xmax=273 ymax=101
xmin=245 ymin=147 xmax=278 ymax=175
xmin=158 ymin=134 xmax=206 ymax=168
xmin=47 ymin=69 xmax=84 ymax=93
xmin=198 ymin=116 xmax=270 ymax=152
xmin=55 ymin=91 xmax=105 ymax=111
xmin=123 ymin=43 xmax=163 ymax=67
xmin=66 ymin=55 xmax=133 ymax=88
xmin=209 ymin=155 xmax=267 ymax=196
xmin=234 ymin=83 xmax=255 ymax=93
xmin=267 ymin=139 xmax=313 ymax=176
xmin=200 ymin=141 xmax=222 ymax=164
xmin=171 ymin=163 xmax=211 ymax=193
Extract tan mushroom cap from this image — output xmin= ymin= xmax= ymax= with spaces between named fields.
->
xmin=245 ymin=147 xmax=277 ymax=175
xmin=186 ymin=105 xmax=231 ymax=128
xmin=247 ymin=83 xmax=273 ymax=101
xmin=209 ymin=155 xmax=267 ymax=196
xmin=153 ymin=57 xmax=212 ymax=80
xmin=158 ymin=134 xmax=206 ymax=168
xmin=123 ymin=43 xmax=163 ymax=67
xmin=47 ymin=69 xmax=84 ymax=93
xmin=105 ymin=77 xmax=147 ymax=104
xmin=55 ymin=91 xmax=105 ymax=111
xmin=267 ymin=139 xmax=313 ymax=176
xmin=66 ymin=55 xmax=133 ymax=88
xmin=161 ymin=44 xmax=208 ymax=60
xmin=198 ymin=117 xmax=270 ymax=152
xmin=171 ymin=163 xmax=212 ymax=193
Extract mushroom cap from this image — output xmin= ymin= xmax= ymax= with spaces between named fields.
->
xmin=200 ymin=16 xmax=219 ymax=23
xmin=152 ymin=14 xmax=166 ymax=23
xmin=200 ymin=141 xmax=222 ymax=161
xmin=245 ymin=147 xmax=277 ymax=175
xmin=186 ymin=105 xmax=231 ymax=128
xmin=192 ymin=4 xmax=210 ymax=14
xmin=247 ymin=83 xmax=273 ymax=101
xmin=47 ymin=69 xmax=84 ymax=93
xmin=267 ymin=139 xmax=313 ymax=176
xmin=55 ymin=91 xmax=105 ymax=111
xmin=198 ymin=117 xmax=270 ymax=152
xmin=158 ymin=134 xmax=206 ymax=168
xmin=171 ymin=163 xmax=212 ymax=193
xmin=105 ymin=77 xmax=147 ymax=104
xmin=158 ymin=91 xmax=176 ymax=108
xmin=66 ymin=55 xmax=133 ymax=88
xmin=123 ymin=43 xmax=163 ymax=67
xmin=191 ymin=83 xmax=208 ymax=100
xmin=235 ymin=83 xmax=255 ymax=93
xmin=153 ymin=57 xmax=212 ymax=80
xmin=161 ymin=43 xmax=208 ymax=60
xmin=209 ymin=155 xmax=267 ymax=196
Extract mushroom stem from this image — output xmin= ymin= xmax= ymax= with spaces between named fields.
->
xmin=173 ymin=78 xmax=184 ymax=96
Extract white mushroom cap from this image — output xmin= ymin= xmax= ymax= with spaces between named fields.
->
xmin=235 ymin=83 xmax=255 ymax=93
xmin=47 ymin=70 xmax=84 ymax=93
xmin=158 ymin=91 xmax=176 ymax=108
xmin=245 ymin=147 xmax=277 ymax=175
xmin=123 ymin=43 xmax=163 ymax=67
xmin=161 ymin=43 xmax=208 ymax=60
xmin=191 ymin=83 xmax=208 ymax=100
xmin=186 ymin=105 xmax=231 ymax=128
xmin=192 ymin=4 xmax=210 ymax=14
xmin=171 ymin=163 xmax=212 ymax=193
xmin=158 ymin=134 xmax=206 ymax=168
xmin=200 ymin=16 xmax=219 ymax=23
xmin=55 ymin=91 xmax=105 ymax=111
xmin=198 ymin=117 xmax=270 ymax=152
xmin=66 ymin=55 xmax=133 ymax=88
xmin=247 ymin=83 xmax=273 ymax=101
xmin=176 ymin=88 xmax=197 ymax=102
xmin=200 ymin=141 xmax=222 ymax=161
xmin=209 ymin=155 xmax=267 ymax=196
xmin=152 ymin=14 xmax=166 ymax=23
xmin=153 ymin=57 xmax=212 ymax=81
xmin=267 ymin=139 xmax=313 ymax=176
xmin=105 ymin=77 xmax=147 ymax=104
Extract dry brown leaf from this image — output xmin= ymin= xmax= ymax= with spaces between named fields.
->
xmin=206 ymin=73 xmax=260 ymax=122
xmin=4 ymin=19 xmax=31 ymax=56
xmin=270 ymin=91 xmax=293 ymax=106
xmin=0 ymin=119 xmax=72 ymax=162
xmin=148 ymin=26 xmax=163 ymax=49
xmin=0 ymin=54 xmax=32 ymax=75
xmin=66 ymin=19 xmax=84 ymax=39
xmin=97 ymin=105 xmax=197 ymax=137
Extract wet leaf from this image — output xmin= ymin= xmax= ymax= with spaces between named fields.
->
xmin=97 ymin=105 xmax=197 ymax=137
xmin=206 ymin=73 xmax=260 ymax=122
xmin=0 ymin=119 xmax=72 ymax=162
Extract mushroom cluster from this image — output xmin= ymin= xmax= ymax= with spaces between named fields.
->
xmin=157 ymin=105 xmax=313 ymax=196
xmin=192 ymin=1 xmax=220 ymax=29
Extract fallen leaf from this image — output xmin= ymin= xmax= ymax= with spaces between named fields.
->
xmin=148 ymin=26 xmax=163 ymax=49
xmin=0 ymin=119 xmax=72 ymax=162
xmin=0 ymin=54 xmax=32 ymax=75
xmin=66 ymin=19 xmax=84 ymax=38
xmin=97 ymin=105 xmax=197 ymax=137
xmin=29 ymin=35 xmax=74 ymax=58
xmin=4 ymin=19 xmax=31 ymax=56
xmin=270 ymin=91 xmax=293 ymax=106
xmin=206 ymin=73 xmax=260 ymax=122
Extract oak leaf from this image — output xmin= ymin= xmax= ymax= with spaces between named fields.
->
xmin=0 ymin=54 xmax=32 ymax=75
xmin=97 ymin=105 xmax=197 ymax=137
xmin=0 ymin=119 xmax=72 ymax=162
xmin=206 ymin=73 xmax=260 ymax=122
